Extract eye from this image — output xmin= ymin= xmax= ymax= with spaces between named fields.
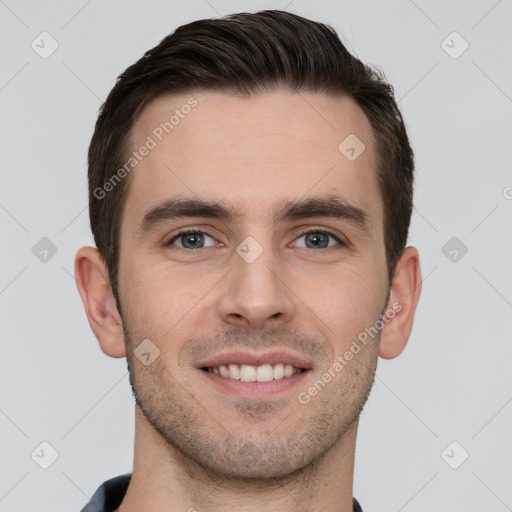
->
xmin=293 ymin=229 xmax=345 ymax=250
xmin=165 ymin=227 xmax=346 ymax=251
xmin=166 ymin=229 xmax=218 ymax=250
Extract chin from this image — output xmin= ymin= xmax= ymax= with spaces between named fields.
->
xmin=202 ymin=457 xmax=305 ymax=482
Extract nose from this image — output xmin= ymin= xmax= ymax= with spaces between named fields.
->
xmin=217 ymin=239 xmax=296 ymax=331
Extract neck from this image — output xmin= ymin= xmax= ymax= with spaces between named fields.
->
xmin=116 ymin=406 xmax=358 ymax=512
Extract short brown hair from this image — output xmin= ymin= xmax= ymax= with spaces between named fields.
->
xmin=87 ymin=9 xmax=415 ymax=311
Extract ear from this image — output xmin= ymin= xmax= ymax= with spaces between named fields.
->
xmin=378 ymin=246 xmax=422 ymax=359
xmin=74 ymin=246 xmax=126 ymax=358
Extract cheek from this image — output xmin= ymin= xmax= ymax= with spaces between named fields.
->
xmin=121 ymin=263 xmax=214 ymax=338
xmin=298 ymin=267 xmax=385 ymax=348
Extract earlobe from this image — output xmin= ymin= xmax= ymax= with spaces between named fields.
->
xmin=74 ymin=246 xmax=126 ymax=358
xmin=378 ymin=246 xmax=422 ymax=360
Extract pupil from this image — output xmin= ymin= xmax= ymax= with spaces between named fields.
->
xmin=306 ymin=233 xmax=328 ymax=248
xmin=184 ymin=233 xmax=203 ymax=248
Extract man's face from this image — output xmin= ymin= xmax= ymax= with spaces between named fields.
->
xmin=117 ymin=90 xmax=390 ymax=479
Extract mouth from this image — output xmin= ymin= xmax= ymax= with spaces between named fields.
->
xmin=196 ymin=351 xmax=313 ymax=398
xmin=201 ymin=363 xmax=305 ymax=382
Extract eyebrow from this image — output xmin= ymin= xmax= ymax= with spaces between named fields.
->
xmin=136 ymin=194 xmax=371 ymax=239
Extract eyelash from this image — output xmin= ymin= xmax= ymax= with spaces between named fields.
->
xmin=165 ymin=227 xmax=346 ymax=250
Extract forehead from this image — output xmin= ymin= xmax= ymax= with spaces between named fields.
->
xmin=123 ymin=89 xmax=381 ymax=235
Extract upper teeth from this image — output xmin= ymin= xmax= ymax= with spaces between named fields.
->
xmin=207 ymin=363 xmax=302 ymax=382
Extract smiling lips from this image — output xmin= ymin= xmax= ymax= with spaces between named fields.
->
xmin=205 ymin=363 xmax=303 ymax=382
xmin=198 ymin=350 xmax=313 ymax=383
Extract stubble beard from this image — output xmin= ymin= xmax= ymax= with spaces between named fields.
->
xmin=121 ymin=315 xmax=380 ymax=485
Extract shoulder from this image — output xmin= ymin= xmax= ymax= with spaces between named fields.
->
xmin=79 ymin=473 xmax=132 ymax=512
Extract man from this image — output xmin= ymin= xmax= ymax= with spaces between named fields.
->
xmin=75 ymin=9 xmax=421 ymax=512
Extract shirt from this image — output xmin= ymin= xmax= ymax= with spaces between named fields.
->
xmin=80 ymin=473 xmax=364 ymax=511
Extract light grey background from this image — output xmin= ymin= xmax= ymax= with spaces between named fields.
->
xmin=1 ymin=1 xmax=511 ymax=511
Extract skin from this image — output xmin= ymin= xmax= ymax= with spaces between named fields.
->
xmin=75 ymin=89 xmax=422 ymax=512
